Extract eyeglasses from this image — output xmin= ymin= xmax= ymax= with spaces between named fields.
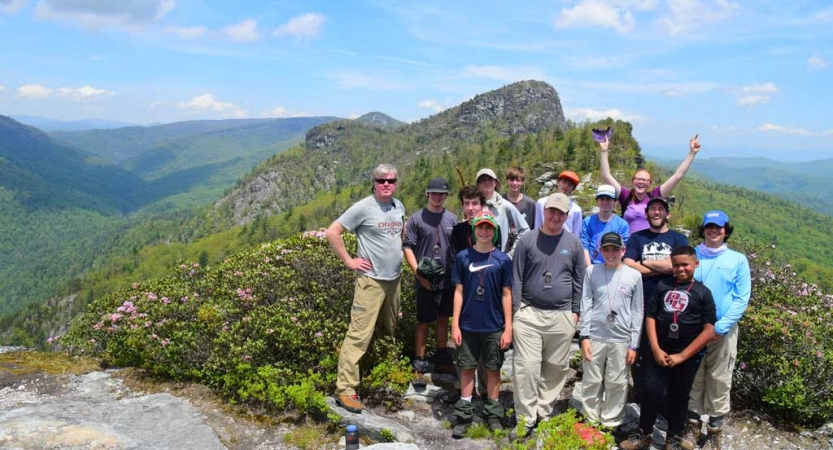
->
xmin=633 ymin=177 xmax=651 ymax=183
xmin=375 ymin=178 xmax=397 ymax=185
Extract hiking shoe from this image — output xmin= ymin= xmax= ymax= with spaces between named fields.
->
xmin=702 ymin=426 xmax=722 ymax=450
xmin=487 ymin=417 xmax=504 ymax=432
xmin=411 ymin=357 xmax=430 ymax=373
xmin=411 ymin=374 xmax=427 ymax=388
xmin=452 ymin=422 xmax=469 ymax=439
xmin=509 ymin=423 xmax=534 ymax=441
xmin=664 ymin=434 xmax=685 ymax=450
xmin=618 ymin=428 xmax=652 ymax=450
xmin=336 ymin=394 xmax=363 ymax=413
xmin=680 ymin=419 xmax=702 ymax=450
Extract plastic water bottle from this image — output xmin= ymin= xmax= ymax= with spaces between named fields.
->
xmin=345 ymin=424 xmax=359 ymax=449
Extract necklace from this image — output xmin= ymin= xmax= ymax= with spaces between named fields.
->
xmin=603 ymin=264 xmax=623 ymax=322
xmin=475 ymin=248 xmax=494 ymax=298
xmin=668 ymin=280 xmax=695 ymax=339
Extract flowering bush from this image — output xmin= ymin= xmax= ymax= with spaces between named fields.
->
xmin=731 ymin=241 xmax=833 ymax=427
xmin=62 ymin=230 xmax=417 ymax=418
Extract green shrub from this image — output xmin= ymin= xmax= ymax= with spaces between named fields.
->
xmin=61 ymin=230 xmax=419 ymax=418
xmin=509 ymin=409 xmax=613 ymax=450
xmin=731 ymin=242 xmax=833 ymax=427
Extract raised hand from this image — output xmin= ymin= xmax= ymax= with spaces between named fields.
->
xmin=690 ymin=134 xmax=701 ymax=154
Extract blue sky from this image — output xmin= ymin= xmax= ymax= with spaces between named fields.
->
xmin=1 ymin=0 xmax=831 ymax=158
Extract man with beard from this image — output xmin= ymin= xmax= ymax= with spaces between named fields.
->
xmin=623 ymin=197 xmax=689 ymax=400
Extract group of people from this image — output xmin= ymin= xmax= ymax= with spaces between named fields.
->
xmin=325 ymin=134 xmax=751 ymax=450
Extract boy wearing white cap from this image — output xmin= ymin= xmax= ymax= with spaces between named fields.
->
xmin=581 ymin=184 xmax=630 ymax=267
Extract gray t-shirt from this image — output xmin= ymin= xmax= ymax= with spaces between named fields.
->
xmin=503 ymin=193 xmax=537 ymax=230
xmin=403 ymin=207 xmax=458 ymax=290
xmin=512 ymin=229 xmax=586 ymax=313
xmin=337 ymin=195 xmax=406 ymax=280
xmin=578 ymin=264 xmax=644 ymax=348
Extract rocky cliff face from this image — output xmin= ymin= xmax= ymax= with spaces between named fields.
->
xmin=215 ymin=80 xmax=567 ymax=226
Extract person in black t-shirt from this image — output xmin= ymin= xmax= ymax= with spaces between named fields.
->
xmin=619 ymin=245 xmax=716 ymax=450
xmin=451 ymin=185 xmax=502 ymax=258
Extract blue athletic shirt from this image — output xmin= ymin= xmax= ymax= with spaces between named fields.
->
xmin=451 ymin=247 xmax=513 ymax=333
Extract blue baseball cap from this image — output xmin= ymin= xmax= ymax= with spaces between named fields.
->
xmin=702 ymin=210 xmax=729 ymax=227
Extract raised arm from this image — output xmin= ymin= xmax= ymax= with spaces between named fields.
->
xmin=659 ymin=134 xmax=700 ymax=197
xmin=598 ymin=138 xmax=622 ymax=194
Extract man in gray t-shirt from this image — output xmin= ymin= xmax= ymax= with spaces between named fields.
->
xmin=511 ymin=193 xmax=586 ymax=438
xmin=326 ymin=164 xmax=406 ymax=414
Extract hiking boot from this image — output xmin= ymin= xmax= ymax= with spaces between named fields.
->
xmin=487 ymin=417 xmax=504 ymax=432
xmin=336 ymin=393 xmax=363 ymax=413
xmin=411 ymin=357 xmax=430 ymax=373
xmin=680 ymin=419 xmax=702 ymax=450
xmin=452 ymin=421 xmax=469 ymax=439
xmin=509 ymin=423 xmax=534 ymax=441
xmin=618 ymin=428 xmax=652 ymax=450
xmin=664 ymin=434 xmax=684 ymax=450
xmin=702 ymin=426 xmax=722 ymax=450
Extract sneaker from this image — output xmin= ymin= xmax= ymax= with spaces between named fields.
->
xmin=618 ymin=428 xmax=652 ymax=450
xmin=680 ymin=420 xmax=702 ymax=450
xmin=452 ymin=422 xmax=469 ymax=439
xmin=702 ymin=426 xmax=722 ymax=450
xmin=487 ymin=417 xmax=504 ymax=432
xmin=336 ymin=394 xmax=363 ymax=413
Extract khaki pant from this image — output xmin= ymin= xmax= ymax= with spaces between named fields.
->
xmin=579 ymin=340 xmax=629 ymax=426
xmin=688 ymin=324 xmax=739 ymax=418
xmin=335 ymin=276 xmax=401 ymax=395
xmin=513 ymin=307 xmax=575 ymax=428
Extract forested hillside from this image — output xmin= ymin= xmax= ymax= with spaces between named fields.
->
xmin=666 ymin=157 xmax=833 ymax=216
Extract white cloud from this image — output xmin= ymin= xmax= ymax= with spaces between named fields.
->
xmin=34 ymin=0 xmax=174 ymax=29
xmin=178 ymin=93 xmax=247 ymax=118
xmin=165 ymin=25 xmax=206 ymax=38
xmin=657 ymin=0 xmax=739 ymax=35
xmin=808 ymin=55 xmax=828 ymax=70
xmin=55 ymin=85 xmax=113 ymax=99
xmin=273 ymin=13 xmax=325 ymax=39
xmin=737 ymin=82 xmax=778 ymax=106
xmin=17 ymin=84 xmax=53 ymax=99
xmin=555 ymin=0 xmax=638 ymax=34
xmin=460 ymin=65 xmax=545 ymax=82
xmin=418 ymin=99 xmax=444 ymax=113
xmin=260 ymin=106 xmax=312 ymax=118
xmin=758 ymin=123 xmax=811 ymax=136
xmin=566 ymin=107 xmax=648 ymax=123
xmin=149 ymin=101 xmax=164 ymax=109
xmin=0 ymin=84 xmax=6 ymax=93
xmin=825 ymin=129 xmax=833 ymax=135
xmin=222 ymin=19 xmax=259 ymax=42
xmin=331 ymin=71 xmax=411 ymax=91
xmin=1 ymin=0 xmax=27 ymax=14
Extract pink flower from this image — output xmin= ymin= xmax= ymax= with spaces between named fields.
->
xmin=192 ymin=262 xmax=200 ymax=268
xmin=291 ymin=316 xmax=298 ymax=323
xmin=161 ymin=338 xmax=170 ymax=347
xmin=180 ymin=264 xmax=187 ymax=269
xmin=151 ymin=334 xmax=158 ymax=339
xmin=133 ymin=283 xmax=140 ymax=289
xmin=93 ymin=322 xmax=104 ymax=330
xmin=817 ymin=351 xmax=823 ymax=358
xmin=46 ymin=337 xmax=53 ymax=343
xmin=739 ymin=362 xmax=747 ymax=370
xmin=314 ymin=332 xmax=323 ymax=338
xmin=266 ymin=328 xmax=274 ymax=334
xmin=147 ymin=293 xmax=157 ymax=301
xmin=162 ymin=297 xmax=171 ymax=304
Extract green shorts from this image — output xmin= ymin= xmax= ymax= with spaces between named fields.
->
xmin=456 ymin=330 xmax=505 ymax=371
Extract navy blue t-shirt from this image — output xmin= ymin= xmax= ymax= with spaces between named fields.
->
xmin=451 ymin=247 xmax=513 ymax=333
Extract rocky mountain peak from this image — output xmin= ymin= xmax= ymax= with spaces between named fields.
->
xmin=454 ymin=80 xmax=566 ymax=135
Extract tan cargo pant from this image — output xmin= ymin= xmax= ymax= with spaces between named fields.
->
xmin=688 ymin=324 xmax=739 ymax=417
xmin=335 ymin=275 xmax=401 ymax=396
xmin=579 ymin=340 xmax=629 ymax=426
xmin=513 ymin=307 xmax=575 ymax=428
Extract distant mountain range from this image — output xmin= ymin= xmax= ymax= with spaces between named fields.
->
xmin=655 ymin=156 xmax=833 ymax=216
xmin=12 ymin=115 xmax=136 ymax=132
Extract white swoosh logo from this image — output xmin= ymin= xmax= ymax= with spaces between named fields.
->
xmin=469 ymin=263 xmax=495 ymax=272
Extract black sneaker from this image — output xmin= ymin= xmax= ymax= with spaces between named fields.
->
xmin=411 ymin=357 xmax=430 ymax=373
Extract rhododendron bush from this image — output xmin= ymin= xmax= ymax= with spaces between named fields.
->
xmin=731 ymin=242 xmax=832 ymax=426
xmin=63 ymin=231 xmax=414 ymax=417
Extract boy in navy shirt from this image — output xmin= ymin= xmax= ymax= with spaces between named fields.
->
xmin=619 ymin=245 xmax=716 ymax=450
xmin=450 ymin=211 xmax=513 ymax=438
